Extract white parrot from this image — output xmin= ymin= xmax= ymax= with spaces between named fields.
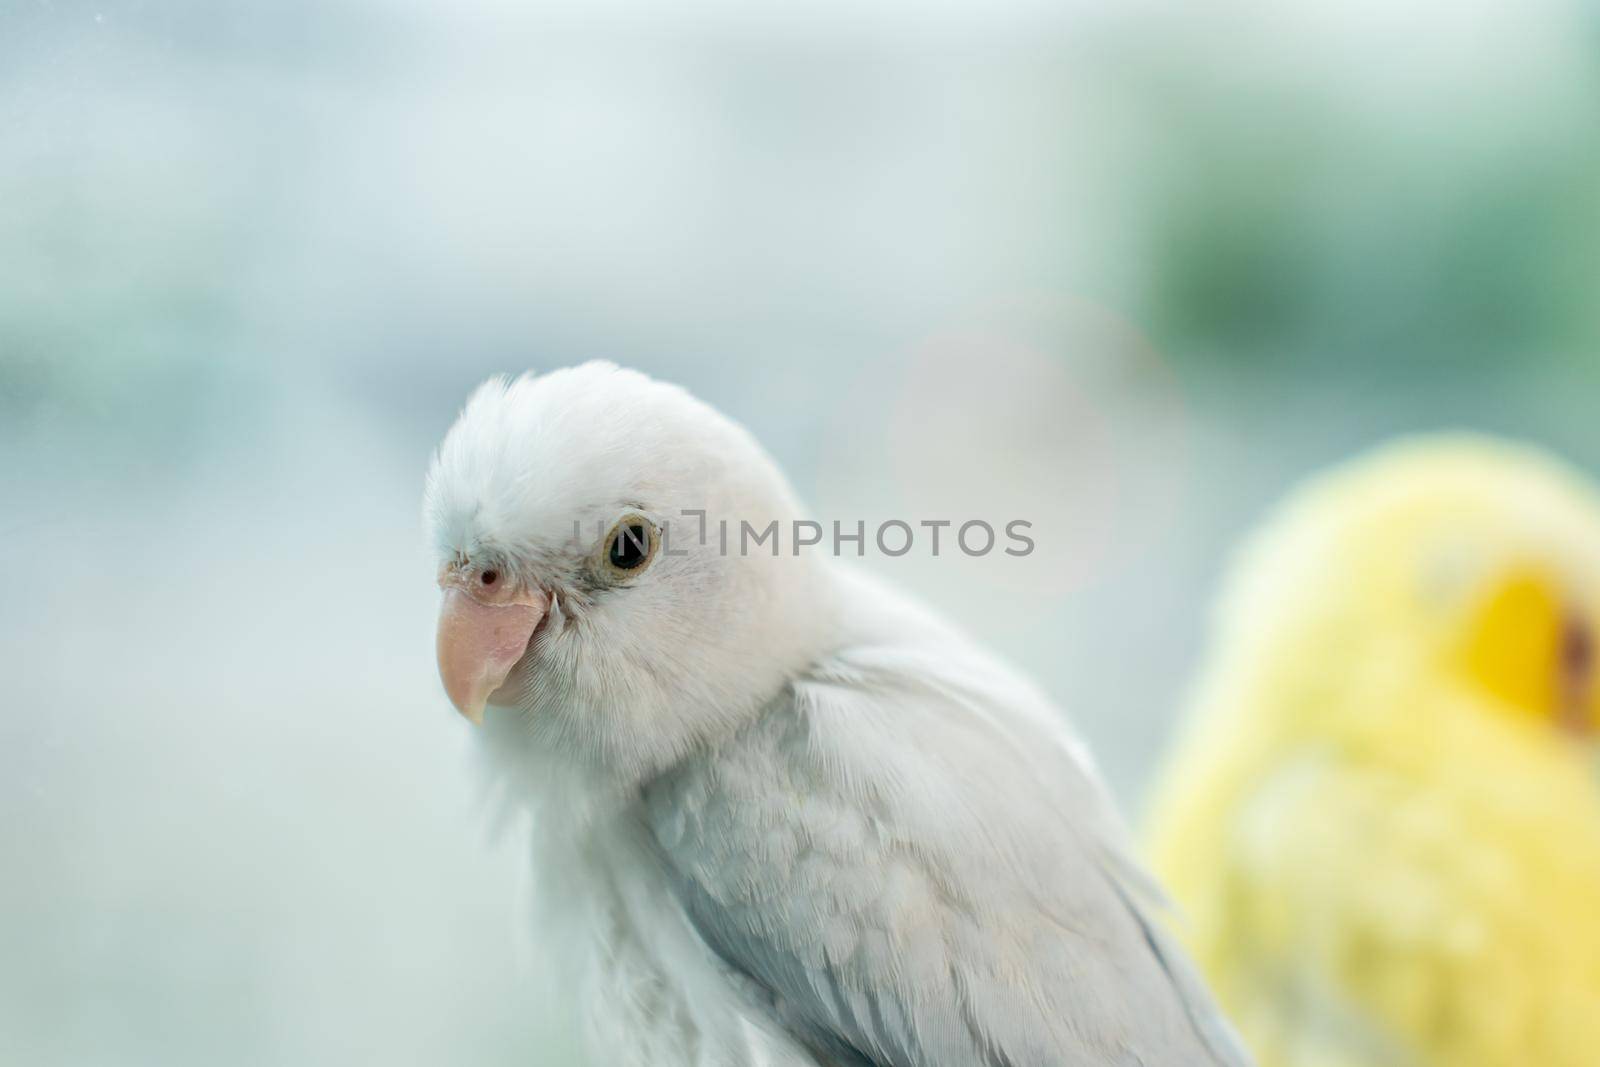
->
xmin=424 ymin=362 xmax=1250 ymax=1067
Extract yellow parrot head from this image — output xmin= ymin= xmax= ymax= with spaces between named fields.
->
xmin=1411 ymin=451 xmax=1600 ymax=740
xmin=1218 ymin=435 xmax=1600 ymax=742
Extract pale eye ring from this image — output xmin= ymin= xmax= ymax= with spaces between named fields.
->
xmin=599 ymin=514 xmax=659 ymax=579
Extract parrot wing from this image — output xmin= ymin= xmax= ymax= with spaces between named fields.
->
xmin=642 ymin=629 xmax=1252 ymax=1067
xmin=1218 ymin=749 xmax=1600 ymax=1067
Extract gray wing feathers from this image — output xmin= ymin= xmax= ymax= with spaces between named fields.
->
xmin=1100 ymin=865 xmax=1254 ymax=1067
xmin=665 ymin=870 xmax=905 ymax=1066
xmin=642 ymin=638 xmax=1251 ymax=1067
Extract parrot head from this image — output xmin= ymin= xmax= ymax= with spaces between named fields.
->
xmin=1216 ymin=435 xmax=1600 ymax=744
xmin=422 ymin=362 xmax=833 ymax=788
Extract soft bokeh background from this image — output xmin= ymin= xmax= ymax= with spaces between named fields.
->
xmin=3 ymin=1 xmax=1598 ymax=1063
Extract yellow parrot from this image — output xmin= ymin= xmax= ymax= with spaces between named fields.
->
xmin=1146 ymin=435 xmax=1600 ymax=1067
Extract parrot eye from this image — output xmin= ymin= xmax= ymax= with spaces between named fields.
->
xmin=599 ymin=514 xmax=658 ymax=580
xmin=480 ymin=570 xmax=499 ymax=586
xmin=1561 ymin=614 xmax=1592 ymax=682
xmin=1559 ymin=613 xmax=1594 ymax=733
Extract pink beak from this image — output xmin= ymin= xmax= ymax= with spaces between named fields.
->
xmin=435 ymin=579 xmax=548 ymax=724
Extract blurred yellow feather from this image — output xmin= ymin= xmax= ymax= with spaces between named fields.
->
xmin=1147 ymin=435 xmax=1600 ymax=1067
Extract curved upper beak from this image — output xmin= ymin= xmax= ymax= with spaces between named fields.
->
xmin=435 ymin=583 xmax=548 ymax=724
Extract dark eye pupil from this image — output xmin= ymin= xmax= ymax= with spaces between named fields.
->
xmin=609 ymin=524 xmax=650 ymax=570
xmin=1563 ymin=615 xmax=1593 ymax=679
xmin=480 ymin=570 xmax=497 ymax=585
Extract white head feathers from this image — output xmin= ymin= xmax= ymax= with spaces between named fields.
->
xmin=424 ymin=362 xmax=836 ymax=791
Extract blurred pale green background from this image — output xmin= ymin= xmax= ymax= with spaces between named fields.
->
xmin=3 ymin=1 xmax=1598 ymax=1064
